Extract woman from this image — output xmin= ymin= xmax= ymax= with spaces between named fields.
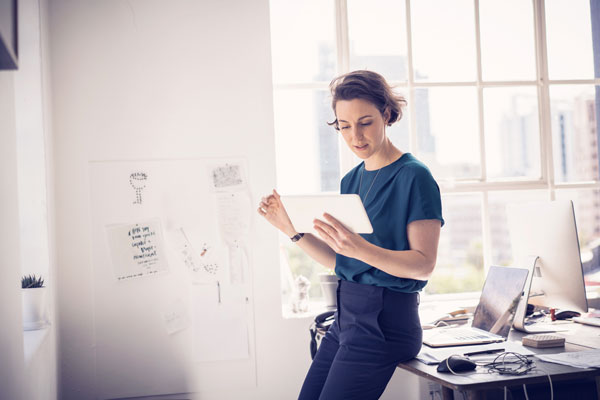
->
xmin=258 ymin=70 xmax=444 ymax=400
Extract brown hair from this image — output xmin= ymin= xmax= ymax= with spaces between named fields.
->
xmin=328 ymin=70 xmax=407 ymax=130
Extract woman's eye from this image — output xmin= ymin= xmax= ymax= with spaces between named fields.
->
xmin=361 ymin=122 xmax=372 ymax=127
xmin=340 ymin=126 xmax=350 ymax=130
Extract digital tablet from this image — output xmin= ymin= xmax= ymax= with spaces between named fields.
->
xmin=280 ymin=194 xmax=373 ymax=235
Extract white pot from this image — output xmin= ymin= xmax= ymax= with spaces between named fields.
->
xmin=21 ymin=287 xmax=47 ymax=331
xmin=319 ymin=273 xmax=338 ymax=310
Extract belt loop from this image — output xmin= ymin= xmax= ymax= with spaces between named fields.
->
xmin=416 ymin=292 xmax=420 ymax=306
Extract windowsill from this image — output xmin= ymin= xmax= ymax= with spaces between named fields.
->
xmin=281 ymin=292 xmax=483 ymax=321
xmin=23 ymin=323 xmax=51 ymax=365
xmin=281 ymin=287 xmax=600 ymax=322
xmin=282 ymin=300 xmax=335 ymax=320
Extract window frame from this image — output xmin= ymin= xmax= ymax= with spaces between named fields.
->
xmin=272 ymin=0 xmax=600 ymax=303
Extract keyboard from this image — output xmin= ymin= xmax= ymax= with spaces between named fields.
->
xmin=573 ymin=317 xmax=600 ymax=327
xmin=446 ymin=328 xmax=491 ymax=341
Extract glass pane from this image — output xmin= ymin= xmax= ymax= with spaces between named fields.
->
xmin=273 ymin=89 xmax=339 ymax=194
xmin=427 ymin=194 xmax=484 ymax=294
xmin=550 ymin=85 xmax=600 ymax=183
xmin=415 ymin=87 xmax=480 ymax=179
xmin=269 ymin=0 xmax=336 ymax=84
xmin=411 ymin=0 xmax=476 ymax=82
xmin=555 ymin=189 xmax=600 ymax=285
xmin=488 ymin=191 xmax=550 ymax=267
xmin=347 ymin=0 xmax=408 ymax=81
xmin=479 ymin=0 xmax=536 ymax=81
xmin=545 ymin=0 xmax=598 ymax=80
xmin=483 ymin=86 xmax=541 ymax=179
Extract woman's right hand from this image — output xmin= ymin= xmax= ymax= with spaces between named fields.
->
xmin=257 ymin=189 xmax=296 ymax=237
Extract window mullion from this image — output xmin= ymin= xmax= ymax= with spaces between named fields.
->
xmin=335 ymin=0 xmax=356 ymax=177
xmin=534 ymin=0 xmax=555 ymax=197
xmin=474 ymin=0 xmax=492 ymax=271
xmin=405 ymin=0 xmax=417 ymax=153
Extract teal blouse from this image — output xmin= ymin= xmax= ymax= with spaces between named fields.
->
xmin=335 ymin=153 xmax=444 ymax=292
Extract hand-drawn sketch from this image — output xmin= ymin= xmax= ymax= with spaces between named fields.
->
xmin=208 ymin=161 xmax=247 ymax=191
xmin=215 ymin=191 xmax=251 ymax=284
xmin=169 ymin=228 xmax=228 ymax=283
xmin=105 ymin=219 xmax=169 ymax=281
xmin=129 ymin=172 xmax=148 ymax=205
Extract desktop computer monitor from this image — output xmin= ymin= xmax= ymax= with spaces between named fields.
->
xmin=506 ymin=200 xmax=588 ymax=332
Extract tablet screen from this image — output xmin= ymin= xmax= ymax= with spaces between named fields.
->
xmin=280 ymin=194 xmax=373 ymax=235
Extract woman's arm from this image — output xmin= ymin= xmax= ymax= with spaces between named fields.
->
xmin=314 ymin=215 xmax=441 ymax=280
xmin=258 ymin=190 xmax=337 ymax=270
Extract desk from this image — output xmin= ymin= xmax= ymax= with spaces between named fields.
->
xmin=398 ymin=323 xmax=600 ymax=400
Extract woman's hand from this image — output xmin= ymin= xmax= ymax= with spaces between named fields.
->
xmin=313 ymin=213 xmax=367 ymax=259
xmin=257 ymin=189 xmax=296 ymax=237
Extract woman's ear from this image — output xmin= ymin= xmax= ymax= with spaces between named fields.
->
xmin=383 ymin=108 xmax=391 ymax=126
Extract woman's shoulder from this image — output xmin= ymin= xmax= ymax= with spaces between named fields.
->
xmin=392 ymin=153 xmax=435 ymax=180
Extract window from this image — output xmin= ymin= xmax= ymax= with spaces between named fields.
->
xmin=270 ymin=0 xmax=600 ymax=312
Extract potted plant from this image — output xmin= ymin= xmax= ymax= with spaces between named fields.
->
xmin=319 ymin=271 xmax=338 ymax=310
xmin=21 ymin=274 xmax=47 ymax=330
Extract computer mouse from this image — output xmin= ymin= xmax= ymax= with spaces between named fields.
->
xmin=436 ymin=356 xmax=477 ymax=373
xmin=554 ymin=310 xmax=581 ymax=320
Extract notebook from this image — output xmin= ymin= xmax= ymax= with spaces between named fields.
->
xmin=423 ymin=266 xmax=529 ymax=348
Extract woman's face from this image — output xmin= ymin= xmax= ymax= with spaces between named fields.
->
xmin=335 ymin=98 xmax=389 ymax=162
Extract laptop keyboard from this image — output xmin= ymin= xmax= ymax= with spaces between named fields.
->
xmin=444 ymin=328 xmax=491 ymax=341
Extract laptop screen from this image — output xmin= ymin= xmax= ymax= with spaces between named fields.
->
xmin=472 ymin=266 xmax=529 ymax=338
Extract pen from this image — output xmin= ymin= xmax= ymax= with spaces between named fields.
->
xmin=463 ymin=348 xmax=504 ymax=357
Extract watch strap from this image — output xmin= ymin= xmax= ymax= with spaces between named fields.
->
xmin=290 ymin=233 xmax=305 ymax=242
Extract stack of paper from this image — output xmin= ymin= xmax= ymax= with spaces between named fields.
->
xmin=536 ymin=349 xmax=600 ymax=368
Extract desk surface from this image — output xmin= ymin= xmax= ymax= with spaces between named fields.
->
xmin=399 ymin=322 xmax=600 ymax=393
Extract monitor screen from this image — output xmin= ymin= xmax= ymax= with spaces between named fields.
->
xmin=506 ymin=200 xmax=588 ymax=313
xmin=472 ymin=266 xmax=529 ymax=337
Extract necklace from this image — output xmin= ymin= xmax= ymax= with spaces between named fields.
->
xmin=358 ymin=166 xmax=382 ymax=204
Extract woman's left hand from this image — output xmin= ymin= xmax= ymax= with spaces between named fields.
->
xmin=313 ymin=213 xmax=368 ymax=259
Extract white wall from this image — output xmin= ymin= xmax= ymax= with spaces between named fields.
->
xmin=0 ymin=72 xmax=26 ymax=400
xmin=47 ymin=1 xmax=309 ymax=398
xmin=47 ymin=1 xmax=423 ymax=398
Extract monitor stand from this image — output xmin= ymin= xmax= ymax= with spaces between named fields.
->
xmin=513 ymin=256 xmax=564 ymax=333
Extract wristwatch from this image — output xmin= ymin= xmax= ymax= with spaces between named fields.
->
xmin=290 ymin=232 xmax=305 ymax=242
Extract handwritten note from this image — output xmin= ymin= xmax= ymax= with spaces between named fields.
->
xmin=216 ymin=192 xmax=251 ymax=244
xmin=105 ymin=219 xmax=169 ymax=281
xmin=161 ymin=298 xmax=191 ymax=335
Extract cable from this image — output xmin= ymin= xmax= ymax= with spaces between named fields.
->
xmin=486 ymin=352 xmax=534 ymax=376
xmin=546 ymin=372 xmax=553 ymax=400
xmin=522 ymin=384 xmax=529 ymax=400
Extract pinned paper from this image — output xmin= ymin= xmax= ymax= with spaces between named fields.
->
xmin=161 ymin=298 xmax=191 ymax=335
xmin=105 ymin=219 xmax=169 ymax=281
xmin=191 ymin=285 xmax=249 ymax=361
xmin=208 ymin=161 xmax=247 ymax=191
xmin=170 ymin=228 xmax=228 ymax=283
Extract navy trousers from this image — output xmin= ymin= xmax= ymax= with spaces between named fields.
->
xmin=298 ymin=280 xmax=422 ymax=400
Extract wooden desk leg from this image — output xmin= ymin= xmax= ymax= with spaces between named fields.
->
xmin=441 ymin=386 xmax=454 ymax=400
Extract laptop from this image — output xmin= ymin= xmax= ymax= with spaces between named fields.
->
xmin=423 ymin=266 xmax=529 ymax=348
